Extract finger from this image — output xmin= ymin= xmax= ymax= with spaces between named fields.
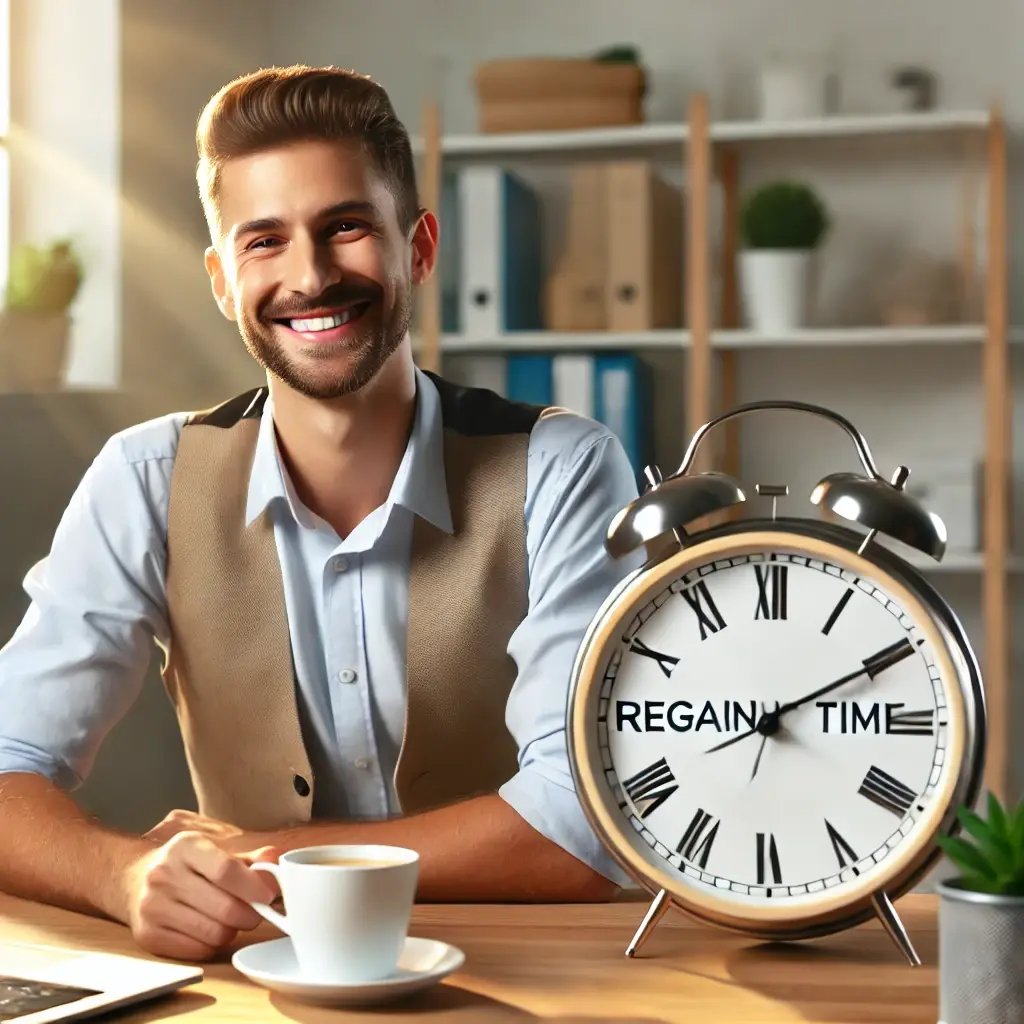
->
xmin=179 ymin=837 xmax=279 ymax=904
xmin=178 ymin=871 xmax=266 ymax=931
xmin=150 ymin=896 xmax=240 ymax=950
xmin=237 ymin=847 xmax=283 ymax=900
xmin=135 ymin=922 xmax=220 ymax=962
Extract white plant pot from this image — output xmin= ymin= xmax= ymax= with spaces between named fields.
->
xmin=739 ymin=250 xmax=816 ymax=333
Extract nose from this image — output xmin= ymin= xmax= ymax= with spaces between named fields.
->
xmin=282 ymin=233 xmax=341 ymax=296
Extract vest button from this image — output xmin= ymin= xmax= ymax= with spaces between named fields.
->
xmin=293 ymin=774 xmax=311 ymax=797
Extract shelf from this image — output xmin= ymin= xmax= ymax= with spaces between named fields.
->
xmin=908 ymin=554 xmax=1024 ymax=574
xmin=434 ymin=324 xmax=1011 ymax=354
xmin=440 ymin=330 xmax=684 ymax=353
xmin=714 ymin=325 xmax=993 ymax=349
xmin=713 ymin=110 xmax=991 ymax=143
xmin=419 ymin=110 xmax=991 ymax=160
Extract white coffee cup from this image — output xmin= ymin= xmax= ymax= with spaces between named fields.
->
xmin=249 ymin=844 xmax=419 ymax=984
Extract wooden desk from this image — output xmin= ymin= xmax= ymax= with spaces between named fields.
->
xmin=0 ymin=891 xmax=939 ymax=1022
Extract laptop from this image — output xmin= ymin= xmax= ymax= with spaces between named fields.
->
xmin=0 ymin=942 xmax=202 ymax=1023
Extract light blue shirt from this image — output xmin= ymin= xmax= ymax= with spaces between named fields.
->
xmin=0 ymin=368 xmax=642 ymax=881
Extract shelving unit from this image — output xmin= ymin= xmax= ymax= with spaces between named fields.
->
xmin=417 ymin=99 xmax=1013 ymax=800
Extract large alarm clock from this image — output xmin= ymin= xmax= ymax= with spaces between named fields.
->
xmin=567 ymin=401 xmax=986 ymax=965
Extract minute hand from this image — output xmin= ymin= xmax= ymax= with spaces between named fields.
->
xmin=775 ymin=637 xmax=916 ymax=716
xmin=703 ymin=637 xmax=916 ymax=755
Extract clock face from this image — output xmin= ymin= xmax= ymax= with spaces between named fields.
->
xmin=571 ymin=529 xmax=973 ymax=927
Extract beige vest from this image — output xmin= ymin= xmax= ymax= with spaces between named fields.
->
xmin=159 ymin=373 xmax=547 ymax=829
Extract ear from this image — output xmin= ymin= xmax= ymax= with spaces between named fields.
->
xmin=408 ymin=208 xmax=439 ymax=286
xmin=205 ymin=245 xmax=238 ymax=322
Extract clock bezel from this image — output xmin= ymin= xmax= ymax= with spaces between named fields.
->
xmin=567 ymin=517 xmax=985 ymax=939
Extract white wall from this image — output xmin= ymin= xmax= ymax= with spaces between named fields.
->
xmin=10 ymin=0 xmax=120 ymax=387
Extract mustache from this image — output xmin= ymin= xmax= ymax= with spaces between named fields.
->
xmin=262 ymin=282 xmax=380 ymax=321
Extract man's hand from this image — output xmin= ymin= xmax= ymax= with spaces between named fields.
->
xmin=144 ymin=809 xmax=244 ymax=846
xmin=122 ymin=831 xmax=280 ymax=961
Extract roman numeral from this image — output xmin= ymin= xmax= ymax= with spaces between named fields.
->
xmin=627 ymin=636 xmax=680 ymax=679
xmin=754 ymin=564 xmax=788 ymax=620
xmin=859 ymin=765 xmax=916 ymax=818
xmin=886 ymin=706 xmax=936 ymax=736
xmin=756 ymin=832 xmax=782 ymax=885
xmin=824 ymin=820 xmax=860 ymax=875
xmin=677 ymin=808 xmax=720 ymax=868
xmin=622 ymin=758 xmax=679 ymax=819
xmin=822 ymin=587 xmax=854 ymax=635
xmin=681 ymin=580 xmax=727 ymax=640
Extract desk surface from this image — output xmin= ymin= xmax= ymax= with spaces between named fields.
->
xmin=0 ymin=891 xmax=939 ymax=1023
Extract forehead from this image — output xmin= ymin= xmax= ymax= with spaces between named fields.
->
xmin=217 ymin=139 xmax=396 ymax=234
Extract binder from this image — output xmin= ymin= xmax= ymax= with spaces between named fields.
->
xmin=605 ymin=161 xmax=683 ymax=330
xmin=506 ymin=354 xmax=553 ymax=406
xmin=552 ymin=353 xmax=595 ymax=418
xmin=459 ymin=168 xmax=543 ymax=338
xmin=440 ymin=173 xmax=461 ymax=333
xmin=593 ymin=353 xmax=652 ymax=478
xmin=545 ymin=163 xmax=608 ymax=330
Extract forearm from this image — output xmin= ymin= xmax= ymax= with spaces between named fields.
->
xmin=0 ymin=772 xmax=150 ymax=922
xmin=260 ymin=794 xmax=617 ymax=902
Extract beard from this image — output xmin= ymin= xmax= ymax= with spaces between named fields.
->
xmin=238 ymin=279 xmax=413 ymax=400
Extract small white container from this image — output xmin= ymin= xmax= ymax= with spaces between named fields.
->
xmin=759 ymin=61 xmax=828 ymax=120
xmin=739 ymin=250 xmax=816 ymax=333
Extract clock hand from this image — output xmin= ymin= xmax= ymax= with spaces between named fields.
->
xmin=775 ymin=637 xmax=916 ymax=716
xmin=749 ymin=701 xmax=778 ymax=781
xmin=704 ymin=638 xmax=916 ymax=755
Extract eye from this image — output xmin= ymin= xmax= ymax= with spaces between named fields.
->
xmin=247 ymin=236 xmax=281 ymax=251
xmin=330 ymin=220 xmax=370 ymax=239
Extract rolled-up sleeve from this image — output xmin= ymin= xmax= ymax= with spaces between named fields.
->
xmin=0 ymin=427 xmax=175 ymax=788
xmin=499 ymin=419 xmax=644 ymax=884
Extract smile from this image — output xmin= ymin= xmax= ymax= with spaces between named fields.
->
xmin=271 ymin=301 xmax=372 ymax=342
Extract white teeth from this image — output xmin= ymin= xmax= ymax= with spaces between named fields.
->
xmin=288 ymin=309 xmax=356 ymax=332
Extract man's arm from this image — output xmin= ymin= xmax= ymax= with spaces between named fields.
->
xmin=0 ymin=772 xmax=150 ymax=920
xmin=0 ymin=772 xmax=279 ymax=961
xmin=0 ymin=429 xmax=279 ymax=960
xmin=153 ymin=795 xmax=618 ymax=902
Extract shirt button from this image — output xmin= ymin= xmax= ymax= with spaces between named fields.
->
xmin=334 ymin=557 xmax=349 ymax=573
xmin=354 ymin=758 xmax=371 ymax=770
xmin=338 ymin=668 xmax=358 ymax=684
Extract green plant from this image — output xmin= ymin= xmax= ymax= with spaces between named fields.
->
xmin=5 ymin=238 xmax=83 ymax=313
xmin=937 ymin=791 xmax=1024 ymax=896
xmin=741 ymin=181 xmax=829 ymax=250
xmin=593 ymin=45 xmax=641 ymax=64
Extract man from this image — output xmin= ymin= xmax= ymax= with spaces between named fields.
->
xmin=0 ymin=65 xmax=642 ymax=961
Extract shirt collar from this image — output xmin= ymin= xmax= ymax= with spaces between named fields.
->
xmin=244 ymin=366 xmax=453 ymax=535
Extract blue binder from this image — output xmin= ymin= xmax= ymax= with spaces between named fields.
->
xmin=593 ymin=353 xmax=652 ymax=480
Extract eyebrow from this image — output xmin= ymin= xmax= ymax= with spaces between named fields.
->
xmin=232 ymin=200 xmax=381 ymax=243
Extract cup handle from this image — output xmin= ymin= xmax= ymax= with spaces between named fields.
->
xmin=249 ymin=862 xmax=290 ymax=934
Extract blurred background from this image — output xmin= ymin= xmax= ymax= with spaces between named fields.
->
xmin=0 ymin=0 xmax=1020 ymax=833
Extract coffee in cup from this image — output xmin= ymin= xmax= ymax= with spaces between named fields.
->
xmin=248 ymin=844 xmax=419 ymax=984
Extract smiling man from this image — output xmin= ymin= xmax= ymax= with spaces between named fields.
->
xmin=0 ymin=65 xmax=642 ymax=961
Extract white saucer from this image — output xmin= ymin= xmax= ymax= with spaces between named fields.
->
xmin=231 ymin=935 xmax=465 ymax=1006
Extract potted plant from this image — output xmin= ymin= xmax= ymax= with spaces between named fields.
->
xmin=0 ymin=237 xmax=83 ymax=391
xmin=739 ymin=181 xmax=828 ymax=333
xmin=936 ymin=791 xmax=1024 ymax=1024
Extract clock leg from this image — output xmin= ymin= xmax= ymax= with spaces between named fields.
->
xmin=625 ymin=888 xmax=671 ymax=958
xmin=871 ymin=891 xmax=922 ymax=967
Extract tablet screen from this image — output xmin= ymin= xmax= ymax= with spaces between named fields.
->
xmin=0 ymin=977 xmax=100 ymax=1022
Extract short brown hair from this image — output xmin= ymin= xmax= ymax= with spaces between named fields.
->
xmin=196 ymin=64 xmax=419 ymax=240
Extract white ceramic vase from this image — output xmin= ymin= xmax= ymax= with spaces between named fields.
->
xmin=739 ymin=250 xmax=816 ymax=333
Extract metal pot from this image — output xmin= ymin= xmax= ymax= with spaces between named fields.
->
xmin=938 ymin=879 xmax=1024 ymax=1024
